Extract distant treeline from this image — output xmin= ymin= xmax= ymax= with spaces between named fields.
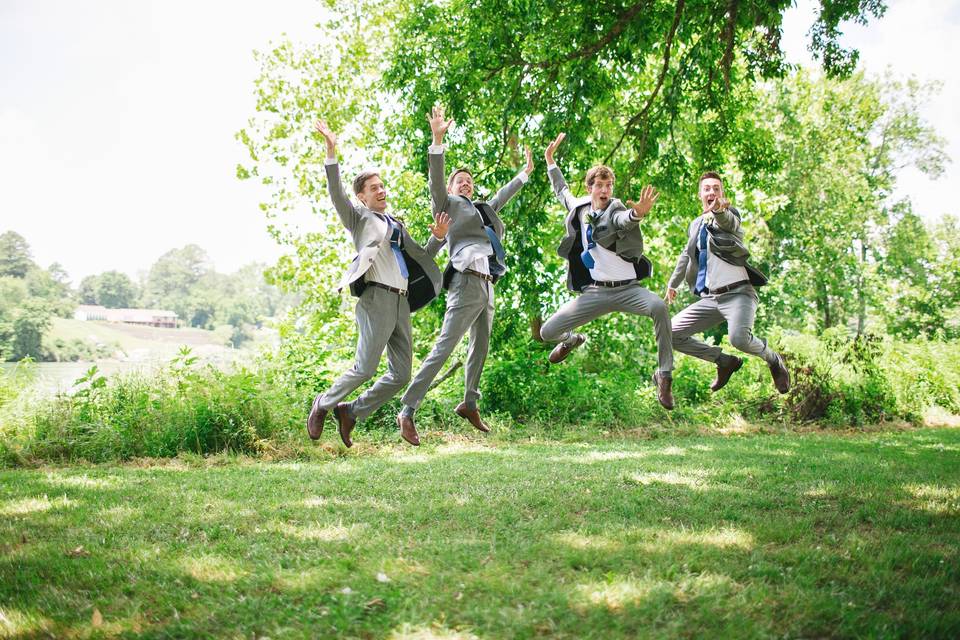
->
xmin=0 ymin=232 xmax=296 ymax=361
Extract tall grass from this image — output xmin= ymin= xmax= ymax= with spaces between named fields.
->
xmin=1 ymin=333 xmax=958 ymax=466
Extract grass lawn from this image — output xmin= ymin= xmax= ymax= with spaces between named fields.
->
xmin=2 ymin=427 xmax=958 ymax=639
xmin=48 ymin=319 xmax=226 ymax=352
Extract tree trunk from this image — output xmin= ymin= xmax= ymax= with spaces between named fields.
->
xmin=856 ymin=238 xmax=867 ymax=336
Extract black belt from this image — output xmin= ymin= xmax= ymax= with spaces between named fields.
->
xmin=368 ymin=281 xmax=408 ymax=297
xmin=593 ymin=279 xmax=636 ymax=288
xmin=703 ymin=280 xmax=750 ymax=296
xmin=463 ymin=269 xmax=494 ymax=283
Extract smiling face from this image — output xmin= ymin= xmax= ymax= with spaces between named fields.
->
xmin=356 ymin=173 xmax=387 ymax=212
xmin=698 ymin=175 xmax=724 ymax=212
xmin=448 ymin=169 xmax=474 ymax=199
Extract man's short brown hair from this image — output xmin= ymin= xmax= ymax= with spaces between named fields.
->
xmin=698 ymin=171 xmax=723 ymax=185
xmin=447 ymin=168 xmax=473 ymax=190
xmin=353 ymin=170 xmax=380 ymax=195
xmin=585 ymin=165 xmax=615 ymax=188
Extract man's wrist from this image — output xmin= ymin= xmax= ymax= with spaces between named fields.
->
xmin=546 ymin=162 xmax=558 ymax=171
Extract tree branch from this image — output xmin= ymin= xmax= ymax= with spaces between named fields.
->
xmin=603 ymin=0 xmax=686 ymax=165
xmin=428 ymin=360 xmax=463 ymax=390
xmin=721 ymin=0 xmax=740 ymax=92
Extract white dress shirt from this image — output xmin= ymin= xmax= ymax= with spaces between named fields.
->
xmin=325 ymin=157 xmax=407 ymax=290
xmin=429 ymin=144 xmax=528 ymax=275
xmin=699 ymin=219 xmax=748 ymax=292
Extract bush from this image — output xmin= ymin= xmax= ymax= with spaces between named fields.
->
xmin=5 ymin=348 xmax=303 ymax=465
xmin=2 ymin=328 xmax=958 ymax=466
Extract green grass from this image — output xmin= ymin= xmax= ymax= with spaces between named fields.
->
xmin=47 ymin=318 xmax=227 ymax=352
xmin=2 ymin=428 xmax=959 ymax=639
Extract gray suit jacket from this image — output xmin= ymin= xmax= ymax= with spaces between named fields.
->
xmin=667 ymin=207 xmax=767 ymax=294
xmin=325 ymin=161 xmax=444 ymax=312
xmin=429 ymin=149 xmax=526 ymax=287
xmin=548 ymin=165 xmax=652 ymax=292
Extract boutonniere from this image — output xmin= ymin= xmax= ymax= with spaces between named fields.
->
xmin=703 ymin=213 xmax=715 ymax=226
xmin=585 ymin=210 xmax=600 ymax=226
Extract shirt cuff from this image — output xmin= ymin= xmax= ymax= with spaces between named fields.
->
xmin=546 ymin=163 xmax=558 ymax=171
xmin=428 ymin=144 xmax=444 ymax=154
xmin=324 ymin=157 xmax=338 ymax=166
xmin=516 ymin=171 xmax=529 ymax=184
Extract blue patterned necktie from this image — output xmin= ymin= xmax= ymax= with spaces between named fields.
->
xmin=695 ymin=222 xmax=708 ymax=294
xmin=484 ymin=226 xmax=506 ymax=265
xmin=580 ymin=213 xmax=597 ymax=269
xmin=384 ymin=215 xmax=409 ymax=279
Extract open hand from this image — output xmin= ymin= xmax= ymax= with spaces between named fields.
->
xmin=523 ymin=146 xmax=534 ymax=176
xmin=626 ymin=185 xmax=660 ymax=220
xmin=704 ymin=196 xmax=730 ymax=215
xmin=314 ymin=119 xmax=337 ymax=157
xmin=429 ymin=211 xmax=451 ymax=240
xmin=427 ymin=105 xmax=454 ymax=144
xmin=665 ymin=287 xmax=677 ymax=304
xmin=544 ymin=132 xmax=566 ymax=165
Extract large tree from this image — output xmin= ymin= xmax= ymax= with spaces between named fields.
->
xmin=95 ymin=271 xmax=139 ymax=309
xmin=239 ymin=0 xmax=889 ymax=343
xmin=748 ymin=71 xmax=946 ymax=332
xmin=0 ymin=231 xmax=37 ymax=279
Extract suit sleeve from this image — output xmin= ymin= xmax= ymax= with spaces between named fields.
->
xmin=424 ymin=234 xmax=447 ymax=259
xmin=668 ymin=220 xmax=698 ymax=290
xmin=714 ymin=206 xmax=743 ymax=235
xmin=487 ymin=172 xmax=527 ymax=214
xmin=428 ymin=148 xmax=451 ymax=215
xmin=610 ymin=206 xmax=640 ymax=233
xmin=324 ymin=161 xmax=360 ymax=231
xmin=547 ymin=165 xmax=579 ymax=212
xmin=668 ymin=251 xmax=690 ymax=290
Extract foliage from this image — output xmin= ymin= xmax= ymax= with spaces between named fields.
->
xmin=236 ymin=1 xmax=954 ymax=401
xmin=4 ymin=330 xmax=957 ymax=465
xmin=0 ymin=230 xmax=35 ymax=278
xmin=78 ymin=270 xmax=139 ymax=309
xmin=3 ymin=349 xmax=301 ymax=464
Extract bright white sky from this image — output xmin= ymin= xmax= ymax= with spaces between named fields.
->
xmin=2 ymin=0 xmax=957 ymax=284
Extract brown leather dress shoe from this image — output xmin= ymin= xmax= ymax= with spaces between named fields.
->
xmin=396 ymin=414 xmax=420 ymax=446
xmin=306 ymin=395 xmax=327 ymax=440
xmin=455 ymin=402 xmax=490 ymax=433
xmin=711 ymin=355 xmax=744 ymax=392
xmin=652 ymin=372 xmax=675 ymax=410
xmin=768 ymin=353 xmax=791 ymax=394
xmin=333 ymin=403 xmax=356 ymax=448
xmin=548 ymin=333 xmax=586 ymax=364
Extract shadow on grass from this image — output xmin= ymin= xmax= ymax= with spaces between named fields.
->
xmin=1 ymin=429 xmax=958 ymax=638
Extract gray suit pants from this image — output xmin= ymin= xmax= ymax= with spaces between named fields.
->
xmin=539 ymin=283 xmax=674 ymax=373
xmin=319 ymin=286 xmax=412 ymax=421
xmin=671 ymin=287 xmax=777 ymax=365
xmin=402 ymin=271 xmax=494 ymax=410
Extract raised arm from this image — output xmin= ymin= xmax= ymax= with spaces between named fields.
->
xmin=709 ymin=197 xmax=742 ymax=235
xmin=427 ymin=105 xmax=454 ymax=214
xmin=614 ymin=185 xmax=660 ymax=232
xmin=424 ymin=211 xmax=450 ymax=258
xmin=315 ymin=119 xmax=359 ymax=230
xmin=544 ymin=133 xmax=578 ymax=212
xmin=487 ymin=146 xmax=533 ymax=213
